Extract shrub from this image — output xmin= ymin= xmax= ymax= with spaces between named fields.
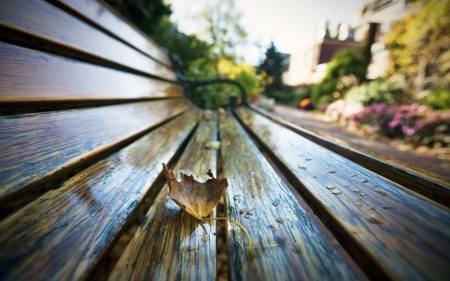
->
xmin=312 ymin=50 xmax=367 ymax=109
xmin=421 ymin=89 xmax=450 ymax=110
xmin=349 ymin=103 xmax=450 ymax=147
xmin=345 ymin=79 xmax=403 ymax=106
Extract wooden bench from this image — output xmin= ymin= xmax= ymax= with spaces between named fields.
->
xmin=1 ymin=0 xmax=450 ymax=280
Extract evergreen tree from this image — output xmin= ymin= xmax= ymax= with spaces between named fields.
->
xmin=258 ymin=41 xmax=285 ymax=94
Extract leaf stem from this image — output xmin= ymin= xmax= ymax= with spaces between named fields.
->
xmin=202 ymin=217 xmax=254 ymax=258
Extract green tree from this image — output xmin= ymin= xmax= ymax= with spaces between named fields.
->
xmin=198 ymin=0 xmax=248 ymax=74
xmin=258 ymin=41 xmax=286 ymax=95
xmin=385 ymin=0 xmax=450 ymax=94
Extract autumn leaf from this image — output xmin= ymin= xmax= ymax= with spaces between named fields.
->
xmin=162 ymin=163 xmax=228 ymax=219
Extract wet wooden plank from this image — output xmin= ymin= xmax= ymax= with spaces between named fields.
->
xmin=0 ymin=0 xmax=176 ymax=81
xmin=0 ymin=42 xmax=182 ymax=103
xmin=235 ymin=107 xmax=450 ymax=281
xmin=110 ymin=113 xmax=218 ymax=281
xmin=0 ymin=99 xmax=191 ymax=204
xmin=250 ymin=104 xmax=450 ymax=207
xmin=52 ymin=0 xmax=171 ymax=66
xmin=219 ymin=111 xmax=356 ymax=281
xmin=0 ymin=110 xmax=198 ymax=281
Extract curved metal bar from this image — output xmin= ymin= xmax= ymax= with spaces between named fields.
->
xmin=175 ymin=71 xmax=247 ymax=106
xmin=168 ymin=53 xmax=248 ymax=107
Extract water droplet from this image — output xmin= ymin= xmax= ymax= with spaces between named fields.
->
xmin=356 ymin=201 xmax=363 ymax=208
xmin=298 ymin=165 xmax=307 ymax=170
xmin=239 ymin=208 xmax=247 ymax=214
xmin=375 ymin=190 xmax=388 ymax=196
xmin=272 ymin=199 xmax=280 ymax=206
xmin=367 ymin=206 xmax=376 ymax=210
xmin=345 ymin=185 xmax=351 ymax=188
xmin=305 ymin=158 xmax=313 ymax=161
xmin=310 ymin=175 xmax=316 ymax=178
xmin=233 ymin=195 xmax=242 ymax=200
xmin=353 ymin=189 xmax=361 ymax=194
xmin=361 ymin=179 xmax=368 ymax=183
xmin=350 ymin=174 xmax=356 ymax=177
xmin=249 ymin=171 xmax=255 ymax=176
xmin=366 ymin=215 xmax=385 ymax=224
xmin=360 ymin=193 xmax=367 ymax=196
xmin=332 ymin=190 xmax=342 ymax=195
xmin=327 ymin=185 xmax=336 ymax=190
xmin=269 ymin=224 xmax=275 ymax=228
xmin=276 ymin=218 xmax=284 ymax=224
xmin=328 ymin=170 xmax=337 ymax=173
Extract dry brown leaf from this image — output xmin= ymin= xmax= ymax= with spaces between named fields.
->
xmin=162 ymin=163 xmax=228 ymax=219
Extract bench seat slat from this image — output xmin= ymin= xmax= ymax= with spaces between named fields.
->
xmin=219 ymin=112 xmax=356 ymax=281
xmin=110 ymin=114 xmax=218 ymax=281
xmin=0 ymin=99 xmax=191 ymax=204
xmin=0 ymin=0 xmax=176 ymax=81
xmin=0 ymin=42 xmax=182 ymax=103
xmin=53 ymin=0 xmax=172 ymax=66
xmin=235 ymin=107 xmax=450 ymax=281
xmin=0 ymin=110 xmax=198 ymax=281
xmin=250 ymin=104 xmax=450 ymax=207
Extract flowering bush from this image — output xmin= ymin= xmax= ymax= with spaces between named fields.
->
xmin=349 ymin=103 xmax=450 ymax=148
xmin=345 ymin=79 xmax=404 ymax=106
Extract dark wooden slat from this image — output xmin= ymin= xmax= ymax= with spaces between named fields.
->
xmin=110 ymin=113 xmax=218 ymax=281
xmin=0 ymin=0 xmax=176 ymax=81
xmin=235 ymin=107 xmax=450 ymax=281
xmin=0 ymin=42 xmax=182 ymax=103
xmin=51 ymin=0 xmax=172 ymax=66
xmin=0 ymin=110 xmax=198 ymax=281
xmin=219 ymin=111 xmax=356 ymax=281
xmin=0 ymin=99 xmax=191 ymax=204
xmin=250 ymin=104 xmax=450 ymax=207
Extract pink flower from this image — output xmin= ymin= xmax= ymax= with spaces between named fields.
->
xmin=388 ymin=118 xmax=403 ymax=128
xmin=402 ymin=126 xmax=416 ymax=135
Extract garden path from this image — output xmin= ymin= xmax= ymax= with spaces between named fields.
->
xmin=272 ymin=105 xmax=450 ymax=179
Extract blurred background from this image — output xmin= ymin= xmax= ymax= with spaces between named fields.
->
xmin=104 ymin=0 xmax=450 ymax=176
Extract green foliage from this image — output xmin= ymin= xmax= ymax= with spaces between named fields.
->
xmin=266 ymin=88 xmax=311 ymax=107
xmin=199 ymin=0 xmax=247 ymax=71
xmin=421 ymin=89 xmax=450 ymax=110
xmin=312 ymin=50 xmax=366 ymax=108
xmin=345 ymin=79 xmax=403 ymax=106
xmin=186 ymin=59 xmax=260 ymax=109
xmin=385 ymin=0 xmax=450 ymax=92
xmin=105 ymin=0 xmax=260 ymax=109
xmin=258 ymin=42 xmax=287 ymax=93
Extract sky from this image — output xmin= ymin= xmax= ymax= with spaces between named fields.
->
xmin=166 ymin=0 xmax=368 ymax=65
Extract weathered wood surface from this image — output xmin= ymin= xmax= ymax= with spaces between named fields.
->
xmin=110 ymin=113 xmax=218 ymax=281
xmin=235 ymin=107 xmax=450 ymax=281
xmin=52 ymin=0 xmax=171 ymax=66
xmin=219 ymin=111 xmax=356 ymax=281
xmin=0 ymin=0 xmax=176 ymax=81
xmin=0 ymin=110 xmax=198 ymax=281
xmin=0 ymin=42 xmax=182 ymax=103
xmin=250 ymin=104 xmax=450 ymax=207
xmin=0 ymin=99 xmax=190 ymax=204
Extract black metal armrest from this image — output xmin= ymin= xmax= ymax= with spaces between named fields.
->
xmin=168 ymin=53 xmax=248 ymax=107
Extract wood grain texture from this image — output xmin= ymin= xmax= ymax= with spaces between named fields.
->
xmin=219 ymin=111 xmax=356 ymax=281
xmin=0 ymin=42 xmax=182 ymax=103
xmin=110 ymin=113 xmax=218 ymax=281
xmin=0 ymin=0 xmax=176 ymax=81
xmin=0 ymin=99 xmax=191 ymax=204
xmin=250 ymin=104 xmax=450 ymax=207
xmin=0 ymin=110 xmax=198 ymax=281
xmin=235 ymin=107 xmax=450 ymax=281
xmin=52 ymin=0 xmax=171 ymax=66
